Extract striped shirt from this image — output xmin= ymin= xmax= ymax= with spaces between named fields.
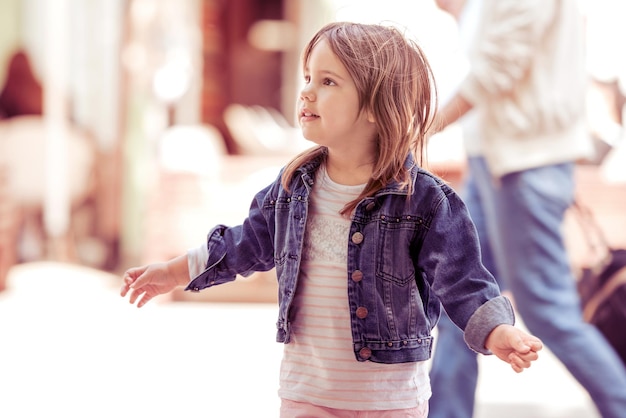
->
xmin=277 ymin=165 xmax=430 ymax=410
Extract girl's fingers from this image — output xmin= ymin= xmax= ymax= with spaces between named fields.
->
xmin=528 ymin=339 xmax=543 ymax=352
xmin=128 ymin=288 xmax=141 ymax=305
xmin=120 ymin=275 xmax=134 ymax=296
xmin=137 ymin=292 xmax=152 ymax=308
xmin=508 ymin=352 xmax=536 ymax=372
xmin=120 ymin=267 xmax=147 ymax=297
xmin=509 ymin=355 xmax=525 ymax=373
xmin=120 ymin=276 xmax=139 ymax=297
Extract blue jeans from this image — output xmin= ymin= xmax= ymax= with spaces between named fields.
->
xmin=429 ymin=157 xmax=626 ymax=418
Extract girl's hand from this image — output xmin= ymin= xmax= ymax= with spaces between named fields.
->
xmin=120 ymin=255 xmax=190 ymax=307
xmin=485 ymin=324 xmax=543 ymax=373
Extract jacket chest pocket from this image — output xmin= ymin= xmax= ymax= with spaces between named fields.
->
xmin=376 ymin=217 xmax=420 ymax=286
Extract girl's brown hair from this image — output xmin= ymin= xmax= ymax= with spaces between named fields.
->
xmin=282 ymin=22 xmax=437 ymax=215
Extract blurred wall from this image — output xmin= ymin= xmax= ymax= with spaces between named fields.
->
xmin=0 ymin=0 xmax=21 ymax=86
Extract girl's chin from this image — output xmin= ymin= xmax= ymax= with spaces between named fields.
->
xmin=299 ymin=129 xmax=318 ymax=143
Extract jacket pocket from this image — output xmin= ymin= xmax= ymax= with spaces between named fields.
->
xmin=376 ymin=217 xmax=418 ymax=286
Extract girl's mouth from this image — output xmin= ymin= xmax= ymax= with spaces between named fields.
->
xmin=300 ymin=110 xmax=319 ymax=121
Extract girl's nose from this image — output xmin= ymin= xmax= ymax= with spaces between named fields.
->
xmin=300 ymin=84 xmax=315 ymax=102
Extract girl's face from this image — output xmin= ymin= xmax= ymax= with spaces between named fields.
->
xmin=297 ymin=39 xmax=377 ymax=153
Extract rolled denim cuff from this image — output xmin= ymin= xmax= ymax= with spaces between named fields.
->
xmin=463 ymin=296 xmax=515 ymax=355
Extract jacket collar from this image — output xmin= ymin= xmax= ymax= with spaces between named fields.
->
xmin=296 ymin=150 xmax=420 ymax=197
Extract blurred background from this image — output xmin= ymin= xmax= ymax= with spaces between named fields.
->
xmin=0 ymin=0 xmax=623 ymax=279
xmin=0 ymin=0 xmax=468 ymax=279
xmin=0 ymin=0 xmax=624 ymax=417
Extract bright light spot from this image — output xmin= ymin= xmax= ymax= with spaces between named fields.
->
xmin=152 ymin=52 xmax=192 ymax=103
xmin=248 ymin=20 xmax=297 ymax=51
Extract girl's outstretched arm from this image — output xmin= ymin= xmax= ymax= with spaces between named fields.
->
xmin=120 ymin=254 xmax=191 ymax=308
xmin=485 ymin=324 xmax=543 ymax=373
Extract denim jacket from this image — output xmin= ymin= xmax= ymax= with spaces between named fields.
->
xmin=186 ymin=154 xmax=514 ymax=363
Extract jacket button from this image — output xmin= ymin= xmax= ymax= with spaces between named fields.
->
xmin=365 ymin=201 xmax=376 ymax=211
xmin=351 ymin=270 xmax=363 ymax=282
xmin=359 ymin=347 xmax=372 ymax=360
xmin=351 ymin=232 xmax=364 ymax=244
xmin=356 ymin=306 xmax=368 ymax=319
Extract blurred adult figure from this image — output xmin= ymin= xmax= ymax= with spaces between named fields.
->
xmin=429 ymin=1 xmax=626 ymax=417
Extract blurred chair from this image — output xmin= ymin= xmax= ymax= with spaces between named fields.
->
xmin=0 ymin=115 xmax=96 ymax=274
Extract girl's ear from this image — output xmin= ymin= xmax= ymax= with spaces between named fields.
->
xmin=367 ymin=110 xmax=376 ymax=123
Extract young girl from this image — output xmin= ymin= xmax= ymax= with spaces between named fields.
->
xmin=121 ymin=22 xmax=542 ymax=417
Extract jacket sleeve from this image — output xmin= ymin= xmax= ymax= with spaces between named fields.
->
xmin=418 ymin=184 xmax=513 ymax=353
xmin=464 ymin=295 xmax=514 ymax=354
xmin=185 ymin=180 xmax=277 ymax=292
xmin=459 ymin=0 xmax=554 ymax=105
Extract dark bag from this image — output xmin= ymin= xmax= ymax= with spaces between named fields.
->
xmin=573 ymin=201 xmax=626 ymax=366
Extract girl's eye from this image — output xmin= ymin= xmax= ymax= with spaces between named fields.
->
xmin=302 ymin=76 xmax=335 ymax=86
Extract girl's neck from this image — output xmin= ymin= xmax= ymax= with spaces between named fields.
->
xmin=325 ymin=152 xmax=374 ymax=186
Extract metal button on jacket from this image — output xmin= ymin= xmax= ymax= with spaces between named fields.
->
xmin=356 ymin=306 xmax=368 ymax=319
xmin=351 ymin=270 xmax=363 ymax=282
xmin=359 ymin=347 xmax=372 ymax=360
xmin=351 ymin=232 xmax=364 ymax=244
